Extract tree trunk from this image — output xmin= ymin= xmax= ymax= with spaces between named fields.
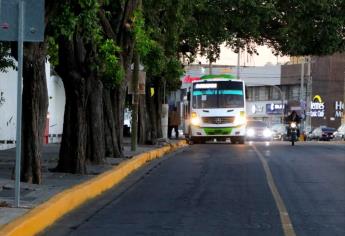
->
xmin=103 ymin=87 xmax=122 ymax=157
xmin=138 ymin=94 xmax=148 ymax=144
xmin=86 ymin=78 xmax=105 ymax=164
xmin=53 ymin=35 xmax=90 ymax=174
xmin=21 ymin=43 xmax=48 ymax=184
xmin=144 ymin=76 xmax=164 ymax=143
xmin=55 ymin=73 xmax=88 ymax=174
xmin=112 ymin=84 xmax=126 ymax=157
xmin=154 ymin=78 xmax=163 ymax=138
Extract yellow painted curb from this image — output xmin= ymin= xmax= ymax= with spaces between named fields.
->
xmin=0 ymin=140 xmax=187 ymax=236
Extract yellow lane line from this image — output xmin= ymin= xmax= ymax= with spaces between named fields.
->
xmin=252 ymin=145 xmax=297 ymax=236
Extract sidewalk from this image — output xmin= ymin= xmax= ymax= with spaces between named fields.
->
xmin=0 ymin=138 xmax=186 ymax=229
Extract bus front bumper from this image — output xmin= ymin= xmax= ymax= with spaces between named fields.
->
xmin=190 ymin=125 xmax=246 ymax=137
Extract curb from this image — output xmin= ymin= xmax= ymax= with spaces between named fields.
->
xmin=0 ymin=140 xmax=187 ymax=236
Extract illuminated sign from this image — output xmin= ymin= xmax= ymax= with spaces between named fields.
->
xmin=251 ymin=104 xmax=264 ymax=114
xmin=266 ymin=103 xmax=285 ymax=115
xmin=310 ymin=95 xmax=325 ymax=117
xmin=195 ymin=83 xmax=217 ymax=89
xmin=335 ymin=101 xmax=344 ymax=118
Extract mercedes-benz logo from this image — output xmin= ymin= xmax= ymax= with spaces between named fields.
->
xmin=215 ymin=118 xmax=222 ymax=124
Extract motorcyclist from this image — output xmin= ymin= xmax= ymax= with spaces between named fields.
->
xmin=285 ymin=110 xmax=301 ymax=137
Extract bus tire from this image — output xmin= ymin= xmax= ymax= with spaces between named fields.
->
xmin=191 ymin=137 xmax=201 ymax=144
xmin=238 ymin=137 xmax=245 ymax=144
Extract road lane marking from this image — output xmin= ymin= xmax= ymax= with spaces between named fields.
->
xmin=252 ymin=145 xmax=296 ymax=236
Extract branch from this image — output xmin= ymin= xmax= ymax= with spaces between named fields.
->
xmin=98 ymin=9 xmax=117 ymax=40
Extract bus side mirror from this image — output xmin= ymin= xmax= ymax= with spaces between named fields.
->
xmin=187 ymin=91 xmax=191 ymax=101
xmin=245 ymin=86 xmax=249 ymax=100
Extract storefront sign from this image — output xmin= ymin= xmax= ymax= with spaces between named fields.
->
xmin=266 ymin=103 xmax=284 ymax=115
xmin=310 ymin=95 xmax=325 ymax=117
xmin=251 ymin=104 xmax=264 ymax=114
xmin=335 ymin=101 xmax=344 ymax=118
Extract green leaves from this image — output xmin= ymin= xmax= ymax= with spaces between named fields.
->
xmin=133 ymin=10 xmax=155 ymax=57
xmin=265 ymin=0 xmax=345 ymax=56
xmin=99 ymin=39 xmax=124 ymax=86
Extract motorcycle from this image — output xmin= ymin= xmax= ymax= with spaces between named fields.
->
xmin=289 ymin=122 xmax=298 ymax=146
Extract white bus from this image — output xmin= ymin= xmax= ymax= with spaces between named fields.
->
xmin=184 ymin=74 xmax=246 ymax=144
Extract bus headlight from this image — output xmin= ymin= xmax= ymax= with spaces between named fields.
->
xmin=234 ymin=111 xmax=246 ymax=125
xmin=190 ymin=112 xmax=201 ymax=126
xmin=247 ymin=128 xmax=255 ymax=137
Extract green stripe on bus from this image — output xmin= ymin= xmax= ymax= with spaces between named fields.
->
xmin=200 ymin=74 xmax=236 ymax=80
xmin=204 ymin=127 xmax=232 ymax=135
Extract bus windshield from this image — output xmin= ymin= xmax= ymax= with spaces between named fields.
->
xmin=192 ymin=81 xmax=244 ymax=109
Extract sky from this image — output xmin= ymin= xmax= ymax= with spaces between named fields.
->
xmin=196 ymin=44 xmax=290 ymax=67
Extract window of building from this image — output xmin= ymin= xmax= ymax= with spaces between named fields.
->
xmin=258 ymin=86 xmax=268 ymax=101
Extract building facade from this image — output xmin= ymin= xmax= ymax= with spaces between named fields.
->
xmin=281 ymin=53 xmax=345 ymax=129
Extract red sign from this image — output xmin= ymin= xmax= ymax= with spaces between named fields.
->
xmin=183 ymin=75 xmax=200 ymax=83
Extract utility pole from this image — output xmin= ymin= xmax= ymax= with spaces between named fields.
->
xmin=300 ymin=57 xmax=305 ymax=103
xmin=237 ymin=48 xmax=240 ymax=79
xmin=131 ymin=50 xmax=139 ymax=151
xmin=342 ymin=72 xmax=345 ymax=124
xmin=306 ymin=56 xmax=312 ymax=129
xmin=209 ymin=61 xmax=213 ymax=75
xmin=300 ymin=57 xmax=305 ymax=132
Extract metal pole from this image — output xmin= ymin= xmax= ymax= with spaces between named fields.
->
xmin=299 ymin=58 xmax=305 ymax=133
xmin=237 ymin=48 xmax=240 ymax=79
xmin=15 ymin=0 xmax=24 ymax=208
xmin=300 ymin=58 xmax=305 ymax=102
xmin=343 ymin=72 xmax=345 ymax=124
xmin=306 ymin=56 xmax=312 ymax=128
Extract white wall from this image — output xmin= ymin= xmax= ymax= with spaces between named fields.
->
xmin=47 ymin=74 xmax=65 ymax=143
xmin=0 ymin=62 xmax=65 ymax=146
xmin=0 ymin=68 xmax=17 ymax=143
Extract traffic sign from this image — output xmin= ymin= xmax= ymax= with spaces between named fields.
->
xmin=1 ymin=0 xmax=44 ymax=208
xmin=0 ymin=0 xmax=44 ymax=42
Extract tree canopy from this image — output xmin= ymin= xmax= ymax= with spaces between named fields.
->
xmin=0 ymin=0 xmax=344 ymax=180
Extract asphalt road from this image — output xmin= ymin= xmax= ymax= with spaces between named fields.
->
xmin=43 ymin=141 xmax=345 ymax=236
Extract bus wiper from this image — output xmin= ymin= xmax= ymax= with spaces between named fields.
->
xmin=227 ymin=109 xmax=234 ymax=112
xmin=202 ymin=109 xmax=210 ymax=112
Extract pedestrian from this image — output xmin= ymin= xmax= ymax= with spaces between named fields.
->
xmin=168 ymin=106 xmax=180 ymax=139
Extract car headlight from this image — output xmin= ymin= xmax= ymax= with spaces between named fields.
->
xmin=234 ymin=111 xmax=246 ymax=125
xmin=263 ymin=128 xmax=272 ymax=137
xmin=190 ymin=112 xmax=201 ymax=126
xmin=247 ymin=128 xmax=255 ymax=137
xmin=290 ymin=122 xmax=297 ymax=128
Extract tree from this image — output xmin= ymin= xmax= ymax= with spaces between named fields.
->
xmin=99 ymin=0 xmax=140 ymax=157
xmin=2 ymin=0 xmax=343 ymax=180
xmin=265 ymin=0 xmax=345 ymax=56
xmin=15 ymin=2 xmax=60 ymax=184
xmin=136 ymin=0 xmax=187 ymax=144
xmin=50 ymin=1 xmax=107 ymax=173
